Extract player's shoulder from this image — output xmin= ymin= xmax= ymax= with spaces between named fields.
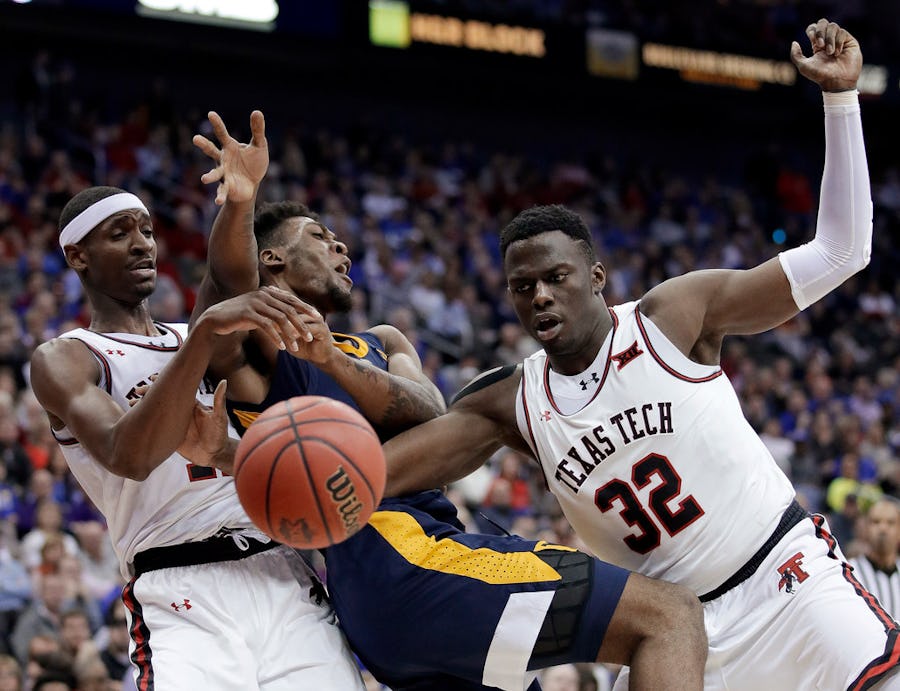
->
xmin=451 ymin=364 xmax=522 ymax=407
xmin=32 ymin=335 xmax=95 ymax=369
xmin=365 ymin=324 xmax=402 ymax=349
xmin=31 ymin=336 xmax=102 ymax=397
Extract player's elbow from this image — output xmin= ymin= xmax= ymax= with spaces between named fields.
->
xmin=104 ymin=435 xmax=164 ymax=481
xmin=104 ymin=453 xmax=153 ymax=481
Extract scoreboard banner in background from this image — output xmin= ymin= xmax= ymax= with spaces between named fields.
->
xmin=366 ymin=0 xmax=893 ymax=98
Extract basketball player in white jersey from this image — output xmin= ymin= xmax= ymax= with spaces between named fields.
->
xmin=29 ymin=187 xmax=366 ymax=690
xmin=382 ymin=20 xmax=900 ymax=690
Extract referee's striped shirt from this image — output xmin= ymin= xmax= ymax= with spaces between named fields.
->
xmin=849 ymin=555 xmax=900 ymax=621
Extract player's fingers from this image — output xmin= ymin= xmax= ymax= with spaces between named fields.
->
xmin=252 ymin=295 xmax=303 ymax=350
xmin=192 ymin=134 xmax=220 ymax=160
xmin=215 ymin=181 xmax=228 ymax=206
xmin=789 ymin=41 xmax=806 ymax=67
xmin=807 ymin=19 xmax=828 ymax=52
xmin=250 ymin=110 xmax=267 ymax=148
xmin=212 ymin=379 xmax=227 ymax=413
xmin=207 ymin=111 xmax=231 ymax=144
xmin=262 ymin=286 xmax=323 ymax=321
xmin=200 ymin=166 xmax=224 ymax=185
xmin=246 ymin=311 xmax=286 ymax=350
xmin=833 ymin=26 xmax=850 ymax=56
xmin=823 ymin=21 xmax=839 ymax=55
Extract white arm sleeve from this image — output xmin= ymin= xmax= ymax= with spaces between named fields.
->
xmin=777 ymin=90 xmax=873 ymax=310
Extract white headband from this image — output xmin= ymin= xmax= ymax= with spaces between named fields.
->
xmin=59 ymin=193 xmax=149 ymax=249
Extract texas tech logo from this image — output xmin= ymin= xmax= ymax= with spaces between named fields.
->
xmin=777 ymin=552 xmax=810 ymax=594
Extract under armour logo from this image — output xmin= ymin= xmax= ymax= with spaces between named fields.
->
xmin=777 ymin=552 xmax=810 ymax=593
xmin=578 ymin=373 xmax=600 ymax=390
xmin=170 ymin=599 xmax=192 ymax=612
xmin=106 ymin=349 xmax=125 ymax=357
xmin=540 ymin=410 xmax=552 ymax=421
xmin=612 ymin=341 xmax=644 ymax=370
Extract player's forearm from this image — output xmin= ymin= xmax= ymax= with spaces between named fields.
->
xmin=107 ymin=325 xmax=219 ymax=480
xmin=382 ymin=411 xmax=502 ymax=496
xmin=320 ymin=355 xmax=444 ymax=435
xmin=777 ymin=91 xmax=872 ymax=310
xmin=207 ymin=198 xmax=260 ymax=296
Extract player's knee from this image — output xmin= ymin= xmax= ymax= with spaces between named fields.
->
xmin=656 ymin=582 xmax=706 ymax=645
xmin=629 ymin=577 xmax=705 ymax=646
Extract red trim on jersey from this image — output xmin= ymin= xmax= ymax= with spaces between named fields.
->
xmin=542 ymin=308 xmax=618 ymax=416
xmin=90 ymin=322 xmax=183 ymax=351
xmin=70 ymin=340 xmax=113 ymax=394
xmin=50 ymin=429 xmax=78 ymax=446
xmin=634 ymin=306 xmax=723 ymax=383
xmin=520 ymin=374 xmax=550 ymax=491
xmin=808 ymin=515 xmax=900 ymax=690
xmin=122 ymin=579 xmax=154 ymax=691
xmin=849 ymin=629 xmax=900 ymax=691
xmin=811 ymin=514 xmax=840 ymax=559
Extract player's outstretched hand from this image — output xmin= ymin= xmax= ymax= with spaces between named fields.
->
xmin=179 ymin=379 xmax=233 ymax=473
xmin=193 ymin=110 xmax=268 ymax=205
xmin=195 ymin=286 xmax=322 ymax=352
xmin=790 ymin=19 xmax=862 ymax=92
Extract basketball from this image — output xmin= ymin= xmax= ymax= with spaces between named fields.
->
xmin=233 ymin=396 xmax=386 ymax=549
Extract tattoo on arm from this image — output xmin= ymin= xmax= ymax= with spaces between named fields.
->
xmin=349 ymin=359 xmax=442 ymax=427
xmin=382 ymin=375 xmax=443 ymax=426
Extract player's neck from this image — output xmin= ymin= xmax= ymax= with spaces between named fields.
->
xmin=547 ymin=310 xmax=613 ymax=376
xmin=87 ymin=298 xmax=160 ymax=336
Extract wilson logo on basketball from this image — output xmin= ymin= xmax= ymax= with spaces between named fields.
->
xmin=326 ymin=466 xmax=365 ymax=536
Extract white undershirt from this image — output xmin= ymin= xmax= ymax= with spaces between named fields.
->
xmin=546 ymin=331 xmax=612 ymax=415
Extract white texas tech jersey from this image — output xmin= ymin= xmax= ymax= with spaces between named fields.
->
xmin=517 ymin=301 xmax=795 ymax=595
xmin=53 ymin=323 xmax=252 ymax=577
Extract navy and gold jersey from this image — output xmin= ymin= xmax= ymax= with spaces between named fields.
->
xmin=227 ymin=331 xmax=628 ymax=691
xmin=226 ymin=331 xmax=388 ymax=434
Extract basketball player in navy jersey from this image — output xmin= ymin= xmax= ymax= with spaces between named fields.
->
xmin=379 ymin=20 xmax=900 ymax=691
xmin=184 ymin=110 xmax=707 ymax=689
xmin=29 ymin=187 xmax=367 ymax=689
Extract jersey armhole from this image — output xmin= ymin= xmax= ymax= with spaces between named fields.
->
xmin=61 ymin=337 xmax=112 ymax=394
xmin=451 ymin=364 xmax=517 ymax=405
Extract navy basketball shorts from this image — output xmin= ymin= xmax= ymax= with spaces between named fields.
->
xmin=324 ymin=501 xmax=629 ymax=691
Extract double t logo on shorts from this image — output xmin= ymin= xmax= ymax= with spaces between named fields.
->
xmin=777 ymin=552 xmax=810 ymax=594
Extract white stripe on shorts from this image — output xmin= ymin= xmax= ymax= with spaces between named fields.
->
xmin=482 ymin=590 xmax=555 ymax=691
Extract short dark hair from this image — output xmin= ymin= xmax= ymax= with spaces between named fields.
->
xmin=499 ymin=204 xmax=594 ymax=263
xmin=58 ymin=186 xmax=129 ymax=233
xmin=254 ymin=201 xmax=319 ymax=249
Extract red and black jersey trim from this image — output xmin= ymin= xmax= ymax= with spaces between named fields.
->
xmin=122 ymin=579 xmax=154 ymax=691
xmin=520 ymin=374 xmax=550 ymax=491
xmin=51 ymin=428 xmax=78 ymax=446
xmin=634 ymin=306 xmax=722 ymax=383
xmin=542 ymin=309 xmax=618 ymax=417
xmin=90 ymin=322 xmax=183 ymax=351
xmin=809 ymin=515 xmax=900 ymax=690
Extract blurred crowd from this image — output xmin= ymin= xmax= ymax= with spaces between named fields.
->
xmin=0 ymin=49 xmax=897 ymax=690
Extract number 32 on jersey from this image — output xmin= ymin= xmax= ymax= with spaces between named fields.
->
xmin=595 ymin=453 xmax=705 ymax=554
